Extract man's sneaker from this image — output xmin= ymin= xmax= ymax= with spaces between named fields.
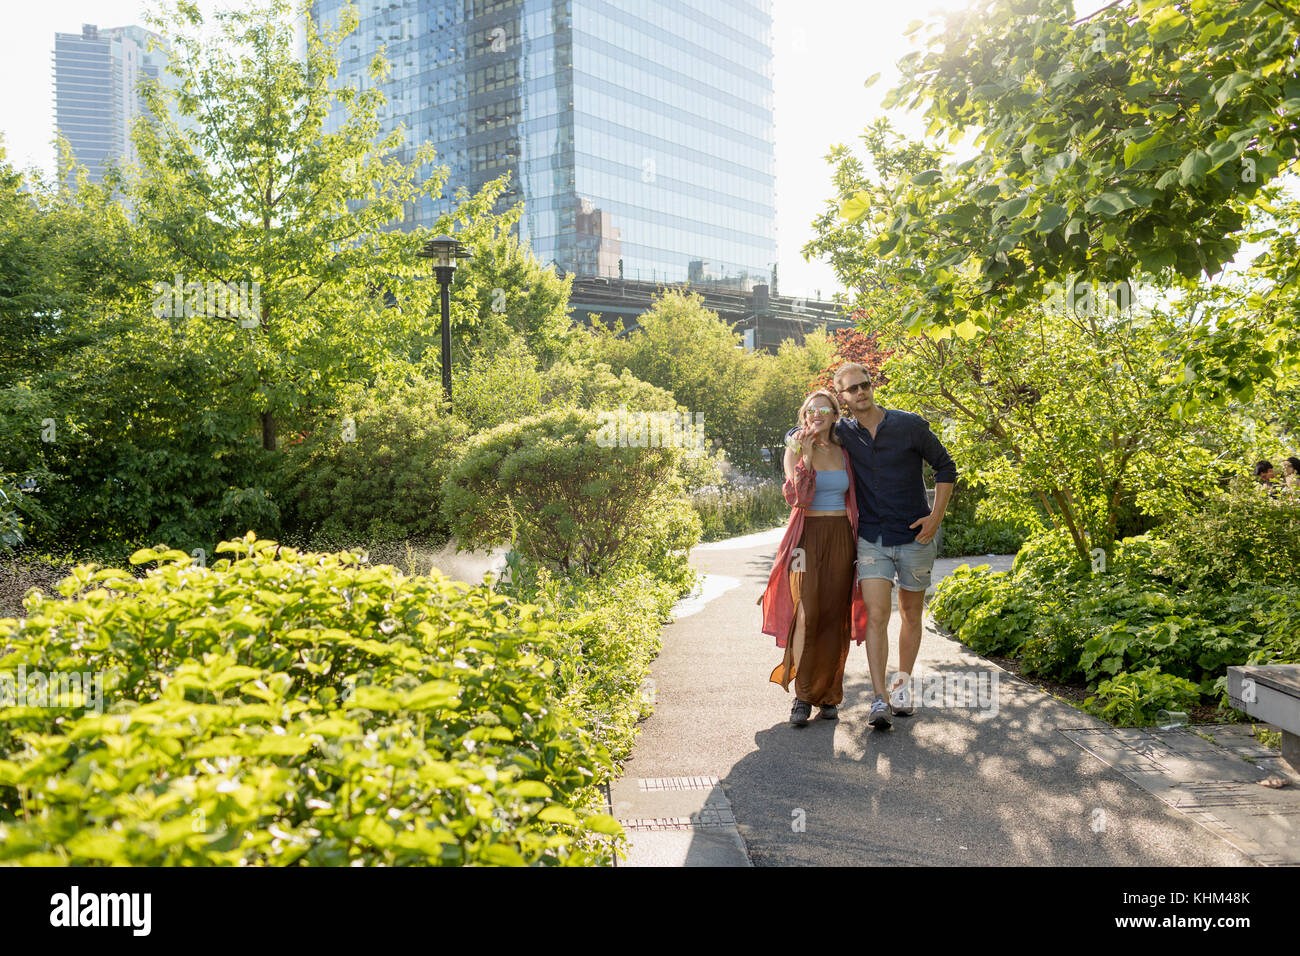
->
xmin=818 ymin=703 xmax=839 ymax=720
xmin=868 ymin=695 xmax=892 ymax=729
xmin=889 ymin=673 xmax=914 ymax=716
xmin=790 ymin=699 xmax=812 ymax=727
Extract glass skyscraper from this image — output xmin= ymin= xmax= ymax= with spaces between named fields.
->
xmin=312 ymin=0 xmax=776 ymax=285
xmin=52 ymin=24 xmax=169 ymax=186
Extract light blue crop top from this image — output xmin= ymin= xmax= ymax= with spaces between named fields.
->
xmin=810 ymin=468 xmax=849 ymax=510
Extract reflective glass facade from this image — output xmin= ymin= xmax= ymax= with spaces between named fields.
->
xmin=53 ymin=24 xmax=169 ymax=186
xmin=312 ymin=0 xmax=775 ymax=284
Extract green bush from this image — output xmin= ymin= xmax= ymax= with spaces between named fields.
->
xmin=276 ymin=379 xmax=469 ymax=547
xmin=930 ymin=566 xmax=1037 ymax=656
xmin=1110 ymin=533 xmax=1177 ymax=583
xmin=1247 ymin=583 xmax=1300 ymax=666
xmin=540 ymin=359 xmax=681 ymax=414
xmin=441 ymin=407 xmax=701 ymax=577
xmin=1157 ymin=479 xmax=1300 ymax=589
xmin=0 ymin=534 xmax=621 ymax=866
xmin=1083 ymin=667 xmax=1202 ymax=727
xmin=1010 ymin=529 xmax=1090 ymax=585
xmin=0 ymin=354 xmax=273 ymax=554
xmin=499 ymin=556 xmax=680 ymax=762
xmin=1017 ymin=608 xmax=1089 ymax=683
xmin=452 ymin=349 xmax=545 ymax=431
xmin=692 ymin=480 xmax=788 ymax=542
xmin=938 ymin=479 xmax=1034 ymax=557
xmin=935 ymin=542 xmax=1289 ymax=717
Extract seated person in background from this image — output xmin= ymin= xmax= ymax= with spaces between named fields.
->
xmin=1283 ymin=456 xmax=1300 ymax=491
xmin=1255 ymin=459 xmax=1278 ymax=496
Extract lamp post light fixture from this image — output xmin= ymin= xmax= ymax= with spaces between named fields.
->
xmin=417 ymin=234 xmax=472 ymax=402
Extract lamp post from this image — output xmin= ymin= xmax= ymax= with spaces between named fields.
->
xmin=417 ymin=234 xmax=472 ymax=402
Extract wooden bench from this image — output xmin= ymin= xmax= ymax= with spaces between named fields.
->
xmin=1227 ymin=664 xmax=1300 ymax=771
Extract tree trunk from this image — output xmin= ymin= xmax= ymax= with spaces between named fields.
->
xmin=262 ymin=410 xmax=276 ymax=451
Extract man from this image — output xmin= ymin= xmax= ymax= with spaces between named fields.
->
xmin=1255 ymin=460 xmax=1276 ymax=488
xmin=831 ymin=362 xmax=956 ymax=729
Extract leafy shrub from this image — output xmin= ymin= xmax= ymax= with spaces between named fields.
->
xmin=452 ymin=349 xmax=545 ymax=431
xmin=930 ymin=566 xmax=1036 ymax=656
xmin=1017 ymin=608 xmax=1089 ymax=683
xmin=442 ymin=407 xmax=701 ymax=576
xmin=939 ymin=519 xmax=1028 ymax=558
xmin=276 ymin=379 xmax=469 ymax=547
xmin=1011 ymin=529 xmax=1091 ymax=585
xmin=692 ymin=480 xmax=788 ymax=542
xmin=540 ymin=359 xmax=681 ymax=414
xmin=0 ymin=534 xmax=622 ymax=866
xmin=1157 ymin=479 xmax=1300 ymax=589
xmin=1 ymin=354 xmax=273 ymax=554
xmin=1246 ymin=583 xmax=1300 ymax=666
xmin=1110 ymin=533 xmax=1177 ymax=583
xmin=499 ymin=556 xmax=681 ymax=761
xmin=939 ymin=479 xmax=1034 ymax=556
xmin=1083 ymin=668 xmax=1201 ymax=727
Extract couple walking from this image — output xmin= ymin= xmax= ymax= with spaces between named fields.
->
xmin=758 ymin=362 xmax=957 ymax=729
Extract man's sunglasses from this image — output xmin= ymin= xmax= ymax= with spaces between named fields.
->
xmin=840 ymin=380 xmax=872 ymax=395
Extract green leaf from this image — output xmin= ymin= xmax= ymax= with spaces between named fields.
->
xmin=993 ymin=195 xmax=1029 ymax=220
xmin=1214 ymin=72 xmax=1252 ymax=108
xmin=582 ymin=813 xmax=624 ymax=836
xmin=1155 ymin=168 xmax=1181 ymax=190
xmin=1178 ymin=149 xmax=1211 ymax=185
xmin=911 ymin=169 xmax=942 ymax=186
xmin=839 ymin=191 xmax=872 ymax=223
xmin=538 ymin=805 xmax=580 ymax=826
xmin=1085 ymin=192 xmax=1135 ymax=216
xmin=481 ymin=844 xmax=527 ymax=866
xmin=512 ymin=780 xmax=553 ymax=799
xmin=1034 ymin=204 xmax=1067 ymax=232
xmin=1205 ymin=138 xmax=1240 ymax=170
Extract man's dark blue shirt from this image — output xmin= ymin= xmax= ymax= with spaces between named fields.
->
xmin=787 ymin=409 xmax=957 ymax=546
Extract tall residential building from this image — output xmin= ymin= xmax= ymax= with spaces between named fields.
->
xmin=312 ymin=0 xmax=776 ymax=287
xmin=52 ymin=24 xmax=169 ymax=185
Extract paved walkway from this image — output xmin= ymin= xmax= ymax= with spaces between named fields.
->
xmin=611 ymin=528 xmax=1299 ymax=866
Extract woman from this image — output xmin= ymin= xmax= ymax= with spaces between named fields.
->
xmin=757 ymin=389 xmax=867 ymax=727
xmin=1284 ymin=456 xmax=1300 ymax=490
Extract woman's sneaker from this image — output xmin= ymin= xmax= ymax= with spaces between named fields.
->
xmin=790 ymin=699 xmax=812 ymax=727
xmin=868 ymin=695 xmax=892 ymax=729
xmin=889 ymin=673 xmax=914 ymax=716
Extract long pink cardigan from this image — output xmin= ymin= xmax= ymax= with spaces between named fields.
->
xmin=757 ymin=446 xmax=868 ymax=647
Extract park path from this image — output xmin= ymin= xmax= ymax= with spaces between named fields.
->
xmin=608 ymin=528 xmax=1283 ymax=867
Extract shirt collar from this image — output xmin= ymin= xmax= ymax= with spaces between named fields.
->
xmin=842 ymin=408 xmax=889 ymax=430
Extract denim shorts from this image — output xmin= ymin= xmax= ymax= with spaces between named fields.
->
xmin=857 ymin=533 xmax=939 ymax=591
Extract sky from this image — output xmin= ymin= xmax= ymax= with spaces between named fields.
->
xmin=0 ymin=0 xmax=1065 ymax=301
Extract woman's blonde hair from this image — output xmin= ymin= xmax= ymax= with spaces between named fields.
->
xmin=797 ymin=389 xmax=843 ymax=445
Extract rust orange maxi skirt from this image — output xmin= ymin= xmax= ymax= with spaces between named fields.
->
xmin=769 ymin=514 xmax=854 ymax=706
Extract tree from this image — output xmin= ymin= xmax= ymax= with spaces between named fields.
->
xmin=134 ymin=0 xmax=446 ymax=452
xmin=744 ymin=328 xmax=836 ymax=474
xmin=2 ymin=0 xmax=557 ymax=554
xmin=836 ymin=0 xmax=1300 ymax=395
xmin=592 ymin=289 xmax=758 ymax=468
xmin=810 ymin=323 xmax=894 ymax=392
xmin=810 ymin=123 xmax=1257 ymax=561
xmin=447 ymin=197 xmax=576 ymax=368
